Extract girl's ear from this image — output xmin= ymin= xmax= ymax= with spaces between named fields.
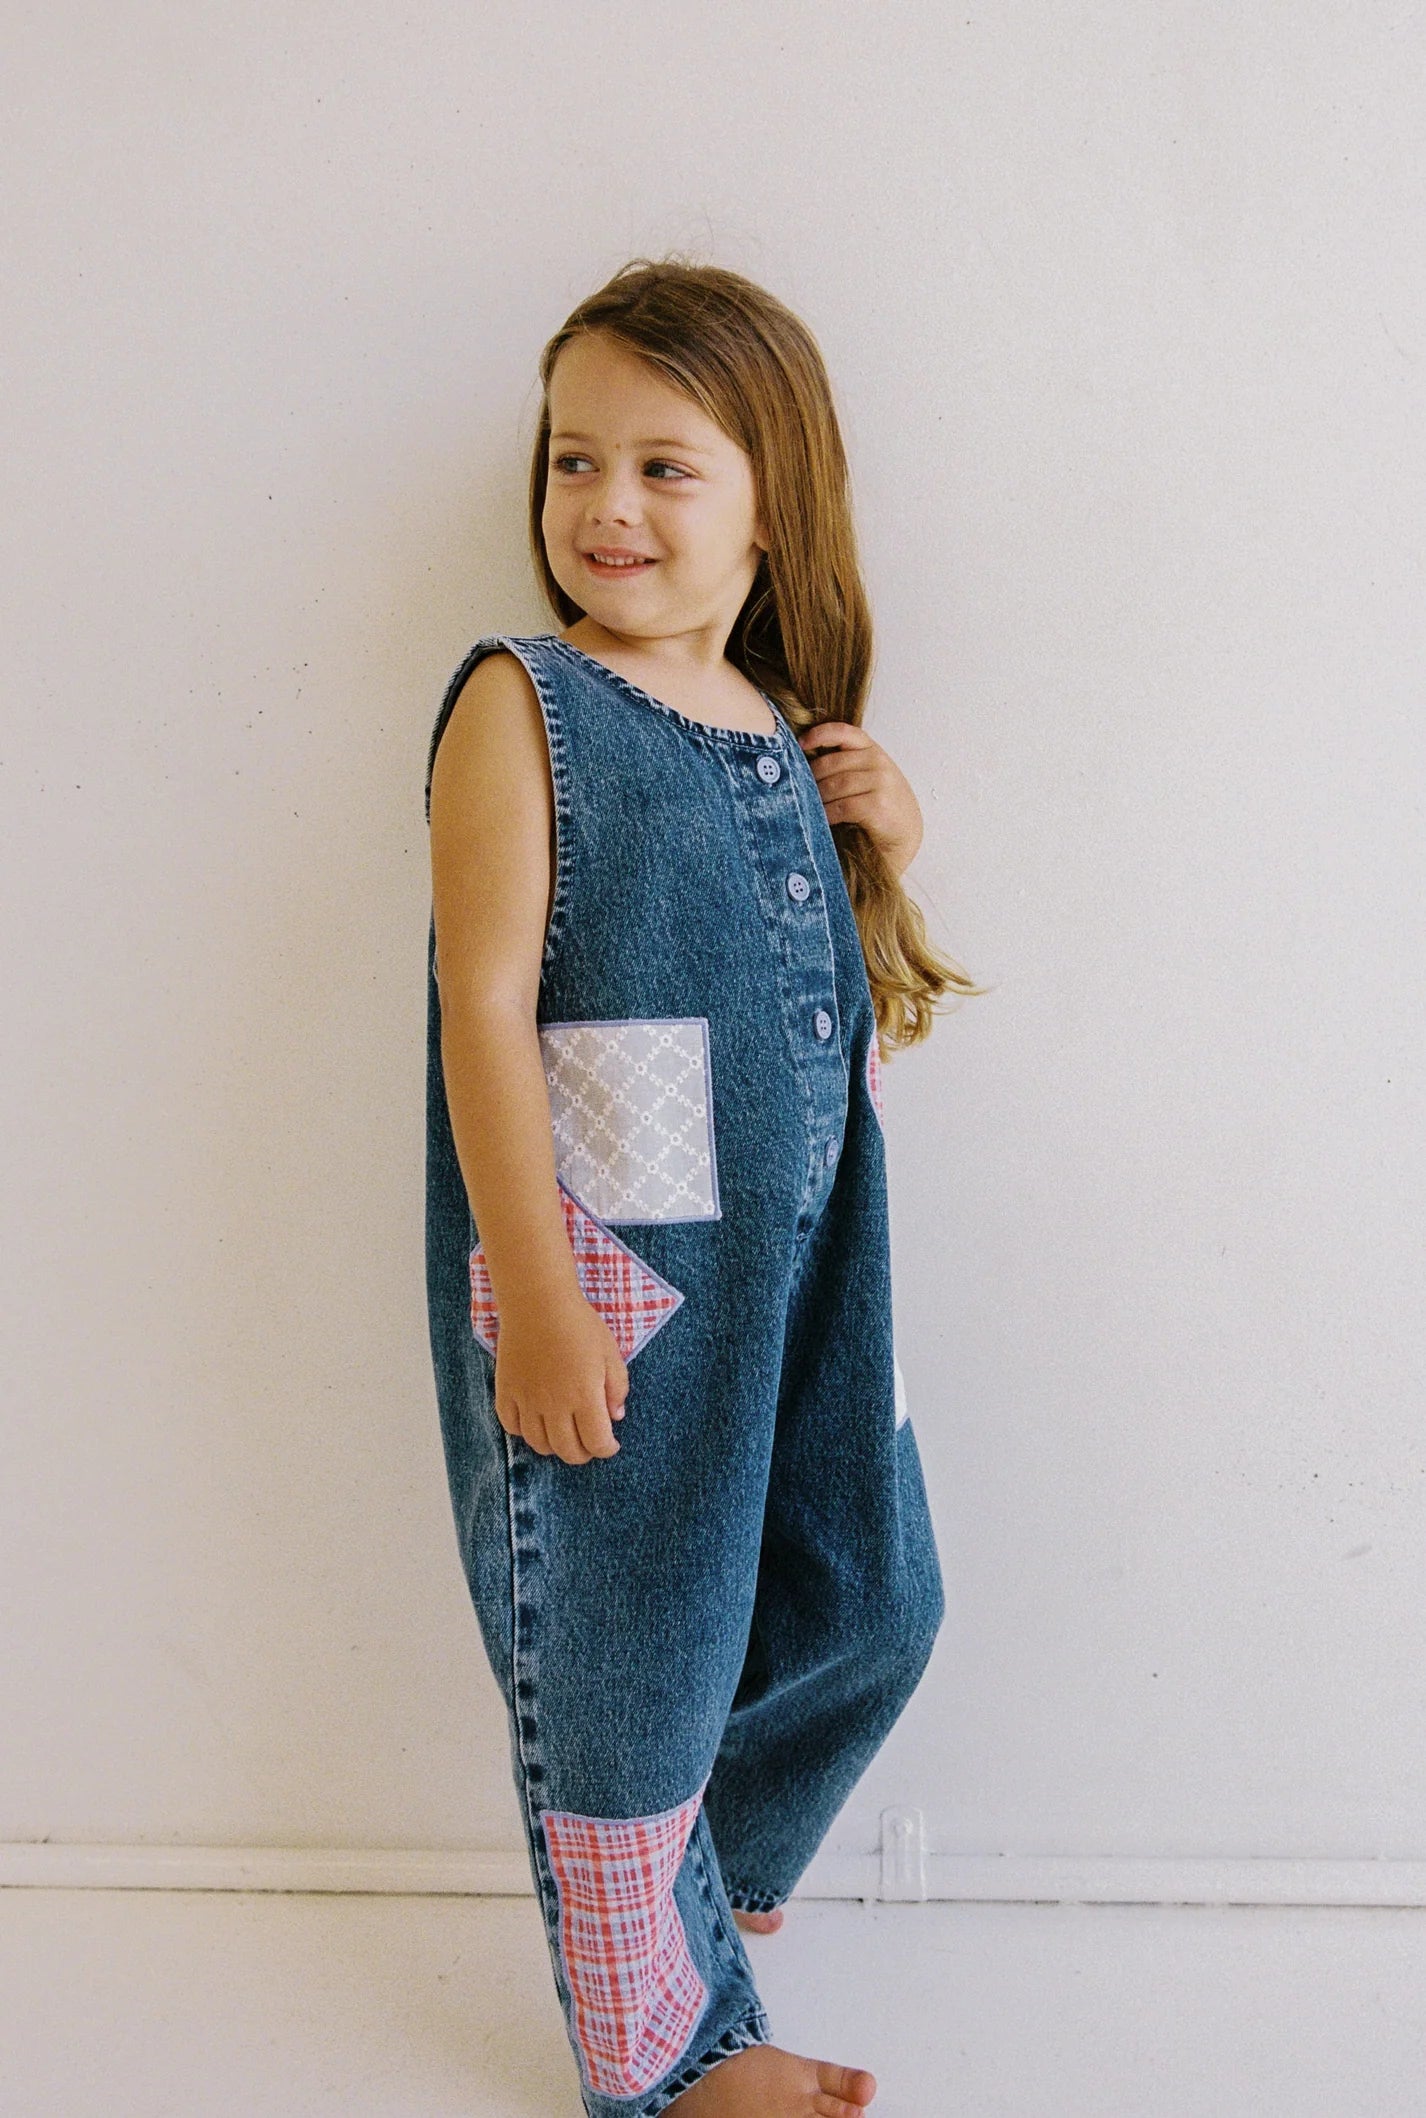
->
xmin=750 ymin=483 xmax=769 ymax=553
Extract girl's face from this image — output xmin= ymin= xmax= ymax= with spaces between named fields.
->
xmin=542 ymin=330 xmax=768 ymax=643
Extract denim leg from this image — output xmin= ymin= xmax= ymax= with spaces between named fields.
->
xmin=463 ymin=1316 xmax=786 ymax=2117
xmin=702 ymin=1153 xmax=947 ymax=1911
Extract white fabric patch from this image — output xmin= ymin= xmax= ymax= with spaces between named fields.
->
xmin=539 ymin=1017 xmax=720 ymax=1223
xmin=893 ymin=1351 xmax=909 ymax=1427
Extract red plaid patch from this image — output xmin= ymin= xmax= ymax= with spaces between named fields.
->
xmin=542 ymin=1787 xmax=708 ymax=2098
xmin=866 ymin=1031 xmax=885 ymax=1126
xmin=469 ymin=1184 xmax=684 ymax=1360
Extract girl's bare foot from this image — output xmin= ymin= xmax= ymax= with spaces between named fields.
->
xmin=667 ymin=2042 xmax=876 ymax=2116
xmin=732 ymin=1905 xmax=784 ymax=1935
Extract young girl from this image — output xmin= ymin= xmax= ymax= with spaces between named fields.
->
xmin=424 ymin=259 xmax=983 ymax=2118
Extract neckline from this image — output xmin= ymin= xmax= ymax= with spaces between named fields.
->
xmin=551 ymin=636 xmax=787 ymax=749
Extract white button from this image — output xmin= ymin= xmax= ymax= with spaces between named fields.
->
xmin=814 ymin=1008 xmax=833 ymax=1040
xmin=786 ymin=871 xmax=810 ymax=902
xmin=756 ymin=755 xmax=781 ymax=784
xmin=825 ymin=1138 xmax=839 ymax=1166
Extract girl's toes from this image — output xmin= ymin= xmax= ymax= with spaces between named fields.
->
xmin=733 ymin=1906 xmax=784 ymax=1934
xmin=814 ymin=2061 xmax=877 ymax=2112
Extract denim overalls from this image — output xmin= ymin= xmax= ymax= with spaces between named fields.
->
xmin=423 ymin=634 xmax=945 ymax=2116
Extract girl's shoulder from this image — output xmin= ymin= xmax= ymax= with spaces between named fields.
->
xmin=425 ymin=633 xmax=560 ymax=821
xmin=436 ymin=622 xmax=555 ymax=698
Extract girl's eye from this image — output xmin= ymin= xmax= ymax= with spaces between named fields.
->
xmin=550 ymin=454 xmax=689 ymax=481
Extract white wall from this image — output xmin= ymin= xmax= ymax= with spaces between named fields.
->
xmin=3 ymin=1 xmax=1423 ymax=1878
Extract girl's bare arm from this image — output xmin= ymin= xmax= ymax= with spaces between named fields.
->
xmin=428 ymin=651 xmax=628 ymax=1464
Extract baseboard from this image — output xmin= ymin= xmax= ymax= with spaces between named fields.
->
xmin=3 ymin=1842 xmax=1425 ymax=1908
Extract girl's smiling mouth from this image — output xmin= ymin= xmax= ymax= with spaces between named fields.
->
xmin=582 ymin=550 xmax=657 ymax=578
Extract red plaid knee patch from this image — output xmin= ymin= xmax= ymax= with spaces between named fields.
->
xmin=469 ymin=1183 xmax=684 ymax=1361
xmin=866 ymin=1031 xmax=885 ymax=1127
xmin=541 ymin=1787 xmax=708 ymax=2098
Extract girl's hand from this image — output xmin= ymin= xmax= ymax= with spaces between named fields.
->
xmin=492 ymin=1288 xmax=630 ymax=1466
xmin=797 ymin=723 xmax=923 ymax=877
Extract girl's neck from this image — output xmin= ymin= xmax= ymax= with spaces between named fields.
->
xmin=559 ymin=624 xmax=777 ymax=737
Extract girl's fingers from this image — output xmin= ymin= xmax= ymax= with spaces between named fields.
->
xmin=521 ymin=1409 xmax=552 ymax=1456
xmin=601 ymin=1355 xmax=627 ymax=1423
xmin=576 ymin=1398 xmax=621 ymax=1460
xmin=822 ymin=791 xmax=890 ymax=823
xmin=547 ymin=1417 xmax=592 ymax=1466
xmin=809 ymin=763 xmax=881 ymax=801
xmin=798 ymin=720 xmax=870 ymax=750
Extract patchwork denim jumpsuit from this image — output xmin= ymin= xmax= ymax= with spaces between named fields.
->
xmin=423 ymin=634 xmax=945 ymax=2116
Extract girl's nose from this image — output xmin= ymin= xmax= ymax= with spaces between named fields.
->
xmin=587 ymin=465 xmax=644 ymax=526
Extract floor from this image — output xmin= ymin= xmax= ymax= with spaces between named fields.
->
xmin=1 ymin=1889 xmax=1422 ymax=2115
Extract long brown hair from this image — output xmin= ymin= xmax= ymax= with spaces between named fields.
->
xmin=527 ymin=256 xmax=988 ymax=1051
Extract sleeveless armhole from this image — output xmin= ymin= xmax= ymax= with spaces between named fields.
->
xmin=424 ymin=634 xmax=573 ymax=984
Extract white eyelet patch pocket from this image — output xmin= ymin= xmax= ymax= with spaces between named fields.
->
xmin=539 ymin=1017 xmax=720 ymax=1224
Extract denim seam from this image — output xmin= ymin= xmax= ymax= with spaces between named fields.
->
xmin=493 ymin=638 xmax=574 ymax=983
xmin=502 ymin=1432 xmax=582 ymax=2056
xmin=553 ymin=636 xmax=786 ymax=751
xmin=424 ymin=636 xmax=574 ymax=984
xmin=687 ymin=1807 xmax=750 ymax=1970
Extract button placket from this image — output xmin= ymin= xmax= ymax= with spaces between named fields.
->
xmin=734 ymin=734 xmax=846 ymax=1215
